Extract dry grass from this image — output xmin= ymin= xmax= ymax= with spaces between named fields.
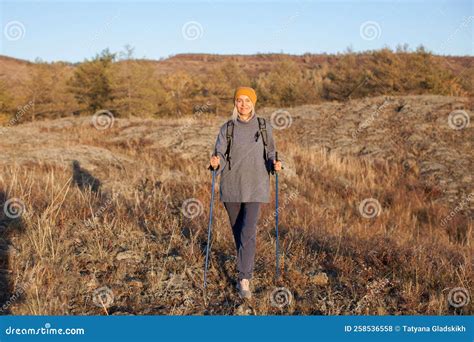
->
xmin=0 ymin=96 xmax=472 ymax=315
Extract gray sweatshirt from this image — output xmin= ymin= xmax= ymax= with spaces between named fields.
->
xmin=213 ymin=113 xmax=278 ymax=203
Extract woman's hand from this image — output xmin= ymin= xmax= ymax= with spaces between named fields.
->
xmin=273 ymin=160 xmax=282 ymax=172
xmin=210 ymin=155 xmax=220 ymax=170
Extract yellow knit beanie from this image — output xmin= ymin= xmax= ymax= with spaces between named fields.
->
xmin=234 ymin=86 xmax=257 ymax=106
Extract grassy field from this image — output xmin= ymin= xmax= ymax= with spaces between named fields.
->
xmin=0 ymin=95 xmax=472 ymax=315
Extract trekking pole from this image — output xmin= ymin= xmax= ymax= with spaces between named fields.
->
xmin=204 ymin=150 xmax=218 ymax=289
xmin=275 ymin=151 xmax=280 ymax=280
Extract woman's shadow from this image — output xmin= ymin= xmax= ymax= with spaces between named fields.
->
xmin=72 ymin=160 xmax=102 ymax=194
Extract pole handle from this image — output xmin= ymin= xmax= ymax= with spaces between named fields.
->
xmin=208 ymin=149 xmax=219 ymax=171
xmin=274 ymin=151 xmax=284 ymax=171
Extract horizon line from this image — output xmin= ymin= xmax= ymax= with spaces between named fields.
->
xmin=1 ymin=46 xmax=473 ymax=65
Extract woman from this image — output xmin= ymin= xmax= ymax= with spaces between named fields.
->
xmin=209 ymin=86 xmax=282 ymax=299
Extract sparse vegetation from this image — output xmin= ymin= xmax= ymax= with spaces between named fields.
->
xmin=0 ymin=95 xmax=471 ymax=315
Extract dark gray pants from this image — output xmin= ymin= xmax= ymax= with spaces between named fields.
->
xmin=223 ymin=202 xmax=262 ymax=280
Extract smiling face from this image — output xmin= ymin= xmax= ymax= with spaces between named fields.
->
xmin=235 ymin=95 xmax=253 ymax=116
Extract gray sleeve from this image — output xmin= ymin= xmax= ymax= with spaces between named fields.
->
xmin=266 ymin=122 xmax=282 ymax=164
xmin=213 ymin=123 xmax=228 ymax=172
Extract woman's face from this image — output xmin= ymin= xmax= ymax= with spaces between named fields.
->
xmin=235 ymin=95 xmax=253 ymax=116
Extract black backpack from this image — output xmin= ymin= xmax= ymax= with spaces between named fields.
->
xmin=224 ymin=117 xmax=270 ymax=172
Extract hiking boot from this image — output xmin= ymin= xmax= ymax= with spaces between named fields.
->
xmin=236 ymin=278 xmax=252 ymax=299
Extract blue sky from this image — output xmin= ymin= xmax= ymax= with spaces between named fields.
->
xmin=0 ymin=0 xmax=472 ymax=62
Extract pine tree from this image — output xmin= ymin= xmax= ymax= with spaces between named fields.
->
xmin=24 ymin=59 xmax=54 ymax=121
xmin=68 ymin=49 xmax=115 ymax=113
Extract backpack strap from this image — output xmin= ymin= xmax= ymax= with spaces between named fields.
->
xmin=224 ymin=120 xmax=234 ymax=170
xmin=257 ymin=117 xmax=268 ymax=161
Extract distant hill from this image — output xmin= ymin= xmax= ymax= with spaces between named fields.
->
xmin=1 ymin=52 xmax=472 ymax=80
